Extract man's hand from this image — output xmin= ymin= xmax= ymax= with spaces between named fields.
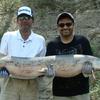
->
xmin=0 ymin=67 xmax=10 ymax=77
xmin=82 ymin=61 xmax=94 ymax=77
xmin=45 ymin=64 xmax=55 ymax=77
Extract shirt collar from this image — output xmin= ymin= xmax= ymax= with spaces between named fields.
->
xmin=16 ymin=30 xmax=34 ymax=42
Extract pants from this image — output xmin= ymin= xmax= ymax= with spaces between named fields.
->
xmin=53 ymin=93 xmax=90 ymax=100
xmin=0 ymin=76 xmax=54 ymax=100
xmin=37 ymin=76 xmax=54 ymax=100
xmin=0 ymin=78 xmax=38 ymax=100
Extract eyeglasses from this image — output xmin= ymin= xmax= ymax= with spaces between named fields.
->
xmin=18 ymin=16 xmax=31 ymax=20
xmin=58 ymin=23 xmax=73 ymax=28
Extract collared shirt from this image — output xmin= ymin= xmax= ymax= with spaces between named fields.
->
xmin=0 ymin=30 xmax=46 ymax=57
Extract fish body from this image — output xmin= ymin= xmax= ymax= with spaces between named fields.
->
xmin=0 ymin=54 xmax=100 ymax=79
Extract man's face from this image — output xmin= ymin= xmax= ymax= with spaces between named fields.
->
xmin=57 ymin=17 xmax=74 ymax=38
xmin=17 ymin=14 xmax=33 ymax=31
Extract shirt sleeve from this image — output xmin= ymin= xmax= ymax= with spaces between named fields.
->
xmin=0 ymin=32 xmax=10 ymax=55
xmin=46 ymin=41 xmax=56 ymax=56
xmin=38 ymin=37 xmax=46 ymax=57
xmin=81 ymin=37 xmax=93 ymax=55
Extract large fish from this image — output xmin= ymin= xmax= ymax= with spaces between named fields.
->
xmin=0 ymin=54 xmax=100 ymax=79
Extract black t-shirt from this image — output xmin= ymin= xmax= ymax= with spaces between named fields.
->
xmin=46 ymin=35 xmax=93 ymax=96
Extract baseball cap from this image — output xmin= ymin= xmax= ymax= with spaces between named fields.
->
xmin=57 ymin=12 xmax=74 ymax=24
xmin=17 ymin=6 xmax=33 ymax=17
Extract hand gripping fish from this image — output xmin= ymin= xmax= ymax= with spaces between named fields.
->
xmin=0 ymin=54 xmax=100 ymax=79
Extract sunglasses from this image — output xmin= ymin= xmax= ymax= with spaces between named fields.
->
xmin=18 ymin=16 xmax=31 ymax=20
xmin=58 ymin=23 xmax=73 ymax=28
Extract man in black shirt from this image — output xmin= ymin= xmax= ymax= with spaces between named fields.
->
xmin=46 ymin=12 xmax=93 ymax=100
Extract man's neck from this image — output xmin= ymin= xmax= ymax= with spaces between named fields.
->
xmin=60 ymin=34 xmax=74 ymax=44
xmin=20 ymin=30 xmax=31 ymax=40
